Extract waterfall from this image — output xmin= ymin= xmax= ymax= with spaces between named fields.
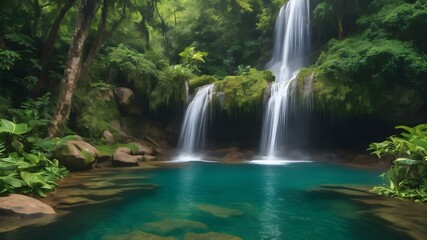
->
xmin=177 ymin=84 xmax=215 ymax=159
xmin=260 ymin=0 xmax=310 ymax=158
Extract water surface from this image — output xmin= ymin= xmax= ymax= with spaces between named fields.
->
xmin=1 ymin=162 xmax=411 ymax=240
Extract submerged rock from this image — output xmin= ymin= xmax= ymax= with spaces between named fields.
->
xmin=143 ymin=219 xmax=208 ymax=235
xmin=196 ymin=204 xmax=244 ymax=218
xmin=184 ymin=232 xmax=242 ymax=240
xmin=308 ymin=185 xmax=427 ymax=240
xmin=0 ymin=194 xmax=55 ymax=216
xmin=103 ymin=230 xmax=176 ymax=240
xmin=54 ymin=140 xmax=100 ymax=171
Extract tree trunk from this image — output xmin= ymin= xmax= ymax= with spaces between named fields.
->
xmin=37 ymin=0 xmax=77 ymax=95
xmin=337 ymin=15 xmax=344 ymax=40
xmin=155 ymin=2 xmax=169 ymax=51
xmin=48 ymin=0 xmax=102 ymax=137
xmin=139 ymin=17 xmax=151 ymax=51
xmin=82 ymin=0 xmax=127 ymax=72
xmin=31 ymin=0 xmax=42 ymax=37
xmin=0 ymin=23 xmax=6 ymax=48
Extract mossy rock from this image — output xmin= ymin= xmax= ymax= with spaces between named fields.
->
xmin=215 ymin=69 xmax=273 ymax=114
xmin=54 ymin=140 xmax=99 ymax=171
xmin=189 ymin=75 xmax=218 ymax=93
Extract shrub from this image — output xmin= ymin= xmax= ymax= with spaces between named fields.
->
xmin=0 ymin=119 xmax=68 ymax=197
xmin=368 ymin=124 xmax=427 ymax=202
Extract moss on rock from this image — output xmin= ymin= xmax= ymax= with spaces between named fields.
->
xmin=189 ymin=75 xmax=218 ymax=93
xmin=215 ymin=69 xmax=273 ymax=114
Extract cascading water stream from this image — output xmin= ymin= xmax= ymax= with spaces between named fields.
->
xmin=260 ymin=0 xmax=310 ymax=158
xmin=176 ymin=84 xmax=215 ymax=160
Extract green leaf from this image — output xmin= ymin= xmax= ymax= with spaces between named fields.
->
xmin=394 ymin=158 xmax=422 ymax=165
xmin=35 ymin=188 xmax=46 ymax=197
xmin=11 ymin=139 xmax=24 ymax=153
xmin=23 ymin=153 xmax=41 ymax=165
xmin=0 ymin=119 xmax=30 ymax=135
xmin=0 ymin=156 xmax=20 ymax=170
xmin=20 ymin=171 xmax=44 ymax=189
xmin=1 ymin=175 xmax=23 ymax=188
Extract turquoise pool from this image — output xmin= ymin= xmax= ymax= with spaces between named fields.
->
xmin=1 ymin=162 xmax=411 ymax=240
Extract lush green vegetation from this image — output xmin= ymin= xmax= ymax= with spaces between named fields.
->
xmin=215 ymin=69 xmax=274 ymax=114
xmin=0 ymin=0 xmax=282 ymax=197
xmin=369 ymin=124 xmax=427 ymax=202
xmin=300 ymin=0 xmax=427 ymax=123
xmin=0 ymin=0 xmax=426 ymax=203
xmin=0 ymin=119 xmax=68 ymax=197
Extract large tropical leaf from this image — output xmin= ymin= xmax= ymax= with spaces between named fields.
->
xmin=0 ymin=119 xmax=30 ymax=135
xmin=20 ymin=171 xmax=48 ymax=189
xmin=394 ymin=158 xmax=422 ymax=166
xmin=0 ymin=174 xmax=23 ymax=188
xmin=0 ymin=155 xmax=22 ymax=170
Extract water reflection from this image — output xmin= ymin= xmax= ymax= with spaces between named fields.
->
xmin=258 ymin=166 xmax=282 ymax=239
xmin=174 ymin=163 xmax=196 ymax=216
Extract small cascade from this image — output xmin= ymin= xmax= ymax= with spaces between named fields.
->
xmin=177 ymin=84 xmax=215 ymax=160
xmin=260 ymin=0 xmax=311 ymax=158
xmin=184 ymin=81 xmax=190 ymax=103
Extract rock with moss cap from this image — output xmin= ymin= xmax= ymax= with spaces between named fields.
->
xmin=54 ymin=140 xmax=100 ymax=171
xmin=216 ymin=69 xmax=274 ymax=114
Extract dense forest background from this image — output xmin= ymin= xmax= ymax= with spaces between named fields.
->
xmin=0 ymin=0 xmax=426 ymax=149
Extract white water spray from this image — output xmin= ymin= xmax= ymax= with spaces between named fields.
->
xmin=260 ymin=0 xmax=310 ymax=158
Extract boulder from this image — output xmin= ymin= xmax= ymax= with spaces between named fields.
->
xmin=103 ymin=130 xmax=115 ymax=144
xmin=142 ymin=155 xmax=157 ymax=162
xmin=114 ymin=87 xmax=134 ymax=106
xmin=113 ymin=87 xmax=139 ymax=114
xmin=112 ymin=147 xmax=142 ymax=167
xmin=131 ymin=142 xmax=155 ymax=156
xmin=0 ymin=194 xmax=55 ymax=217
xmin=144 ymin=136 xmax=160 ymax=148
xmin=54 ymin=140 xmax=99 ymax=171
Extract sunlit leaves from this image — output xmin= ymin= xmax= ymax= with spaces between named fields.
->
xmin=235 ymin=0 xmax=253 ymax=12
xmin=179 ymin=47 xmax=208 ymax=63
